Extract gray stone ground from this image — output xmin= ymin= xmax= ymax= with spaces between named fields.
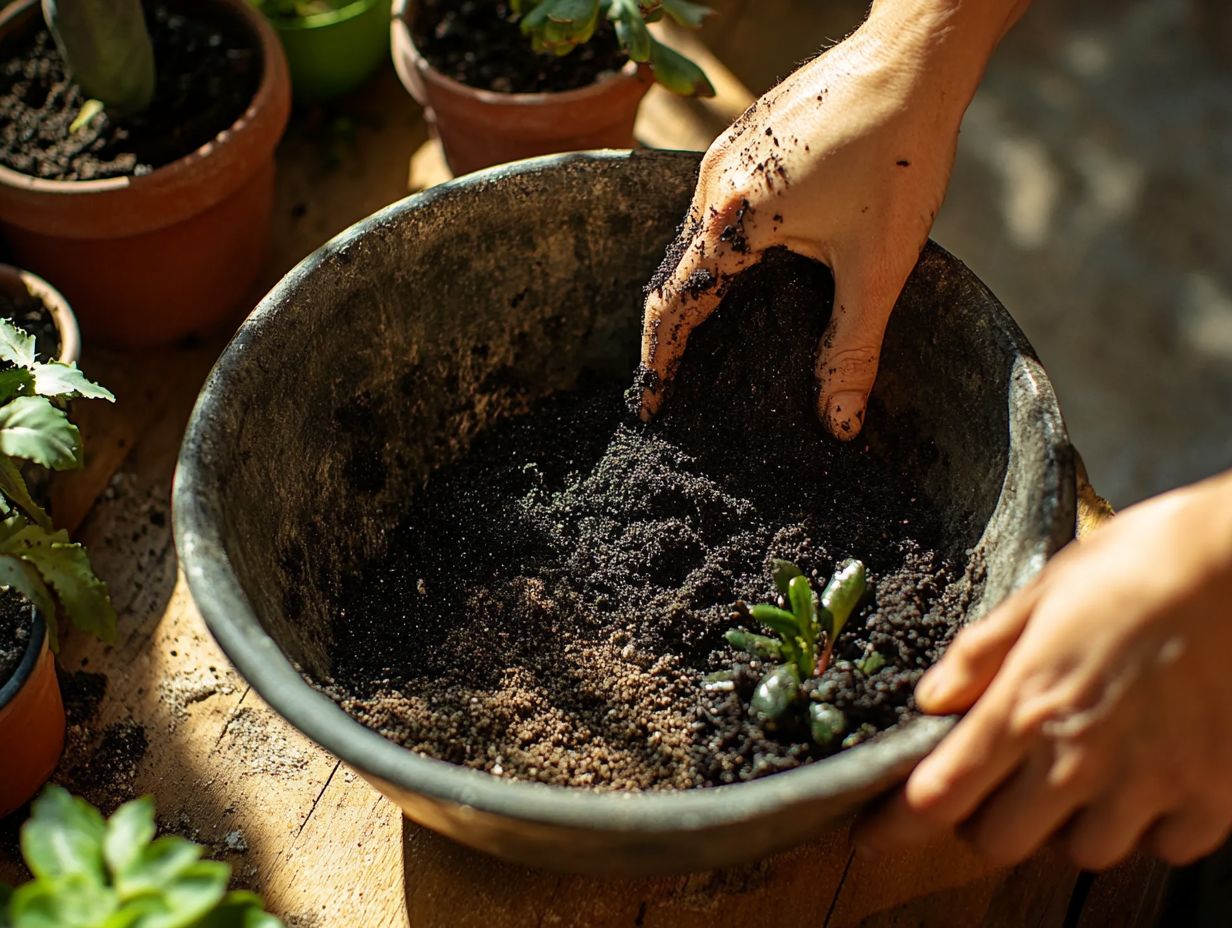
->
xmin=711 ymin=0 xmax=1232 ymax=508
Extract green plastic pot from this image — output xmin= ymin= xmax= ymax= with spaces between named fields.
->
xmin=267 ymin=0 xmax=390 ymax=103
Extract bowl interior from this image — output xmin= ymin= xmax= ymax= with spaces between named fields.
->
xmin=175 ymin=150 xmax=1074 ymax=871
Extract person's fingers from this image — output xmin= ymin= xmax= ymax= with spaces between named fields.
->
xmin=959 ymin=737 xmax=1105 ymax=866
xmin=916 ymin=585 xmax=1041 ymax=715
xmin=639 ymin=202 xmax=757 ymax=420
xmin=1062 ymin=783 xmax=1169 ymax=870
xmin=814 ymin=253 xmax=915 ymax=440
xmin=1146 ymin=807 xmax=1231 ymax=866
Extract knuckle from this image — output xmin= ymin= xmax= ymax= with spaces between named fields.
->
xmin=819 ymin=345 xmax=878 ymax=384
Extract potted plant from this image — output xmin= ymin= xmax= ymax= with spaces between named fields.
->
xmin=0 ymin=317 xmax=114 ymax=818
xmin=391 ymin=0 xmax=716 ymax=175
xmin=0 ymin=263 xmax=80 ymax=366
xmin=1 ymin=787 xmax=283 ymax=926
xmin=173 ymin=152 xmax=1076 ymax=873
xmin=0 ymin=0 xmax=291 ymax=348
xmin=250 ymin=0 xmax=390 ymax=103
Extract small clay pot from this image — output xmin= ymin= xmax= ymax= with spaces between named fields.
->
xmin=266 ymin=0 xmax=390 ymax=103
xmin=0 ymin=611 xmax=64 ymax=819
xmin=0 ymin=0 xmax=291 ymax=349
xmin=391 ymin=0 xmax=652 ymax=176
xmin=0 ymin=263 xmax=81 ymax=365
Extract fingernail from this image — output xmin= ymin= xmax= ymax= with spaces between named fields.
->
xmin=826 ymin=391 xmax=866 ymax=440
xmin=915 ymin=667 xmax=951 ymax=710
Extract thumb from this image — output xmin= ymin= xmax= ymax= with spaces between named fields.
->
xmin=815 ymin=255 xmax=913 ymax=440
xmin=916 ymin=584 xmax=1040 ymax=714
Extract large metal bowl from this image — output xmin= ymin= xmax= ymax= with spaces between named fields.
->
xmin=173 ymin=150 xmax=1075 ymax=874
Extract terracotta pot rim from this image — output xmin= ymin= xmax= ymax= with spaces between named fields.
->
xmin=0 ymin=263 xmax=81 ymax=365
xmin=0 ymin=607 xmax=45 ymax=713
xmin=269 ymin=0 xmax=385 ymax=32
xmin=0 ymin=0 xmax=287 ymax=198
xmin=391 ymin=0 xmax=644 ymax=107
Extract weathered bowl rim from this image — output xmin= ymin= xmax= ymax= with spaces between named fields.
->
xmin=173 ymin=149 xmax=1073 ymax=838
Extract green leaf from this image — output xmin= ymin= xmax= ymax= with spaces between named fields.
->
xmin=0 ymin=554 xmax=58 ymax=650
xmin=103 ymin=797 xmax=156 ymax=884
xmin=0 ymin=396 xmax=81 ymax=470
xmin=724 ymin=628 xmax=782 ymax=661
xmin=661 ymin=0 xmax=711 ymax=29
xmin=0 ymin=885 xmax=12 ymax=927
xmin=5 ymin=525 xmax=116 ymax=643
xmin=31 ymin=361 xmax=115 ymax=403
xmin=819 ymin=559 xmax=867 ymax=641
xmin=855 ymin=650 xmax=886 ymax=676
xmin=0 ymin=369 xmax=35 ymax=406
xmin=647 ymin=37 xmax=714 ymax=96
xmin=770 ymin=559 xmax=802 ymax=598
xmin=138 ymin=860 xmax=230 ymax=928
xmin=520 ymin=0 xmax=600 ymax=55
xmin=748 ymin=604 xmax=799 ymax=640
xmin=192 ymin=892 xmax=285 ymax=928
xmin=808 ymin=702 xmax=846 ymax=747
xmin=114 ymin=837 xmax=203 ymax=900
xmin=20 ymin=786 xmax=107 ymax=884
xmin=0 ymin=457 xmax=51 ymax=528
xmin=69 ymin=98 xmax=104 ymax=134
xmin=750 ymin=663 xmax=800 ymax=722
xmin=0 ymin=319 xmax=37 ymax=369
xmin=9 ymin=873 xmax=117 ymax=927
xmin=787 ymin=574 xmax=817 ymax=670
xmin=41 ymin=0 xmax=156 ymax=115
xmin=609 ymin=0 xmax=650 ymax=61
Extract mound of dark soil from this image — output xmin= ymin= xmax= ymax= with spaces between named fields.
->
xmin=0 ymin=589 xmax=32 ymax=689
xmin=319 ymin=250 xmax=982 ymax=790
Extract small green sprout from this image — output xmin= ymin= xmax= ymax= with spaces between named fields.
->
xmin=0 ymin=787 xmax=282 ymax=927
xmin=724 ymin=557 xmax=868 ymax=748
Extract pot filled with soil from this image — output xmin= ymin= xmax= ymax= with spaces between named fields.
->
xmin=391 ymin=0 xmax=713 ymax=176
xmin=253 ymin=0 xmax=390 ymax=103
xmin=0 ymin=600 xmax=61 ymax=819
xmin=0 ymin=263 xmax=79 ymax=365
xmin=0 ymin=0 xmax=291 ymax=348
xmin=174 ymin=150 xmax=1075 ymax=874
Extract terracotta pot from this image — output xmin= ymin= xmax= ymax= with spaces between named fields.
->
xmin=0 ymin=263 xmax=81 ymax=365
xmin=391 ymin=0 xmax=652 ymax=176
xmin=0 ymin=611 xmax=64 ymax=819
xmin=0 ymin=0 xmax=291 ymax=349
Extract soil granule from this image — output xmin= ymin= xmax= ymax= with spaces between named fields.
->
xmin=0 ymin=1 xmax=261 ymax=181
xmin=411 ymin=0 xmax=628 ymax=94
xmin=318 ymin=250 xmax=983 ymax=791
xmin=0 ymin=288 xmax=60 ymax=361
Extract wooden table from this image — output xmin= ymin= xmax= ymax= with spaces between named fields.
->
xmin=0 ymin=32 xmax=1169 ymax=928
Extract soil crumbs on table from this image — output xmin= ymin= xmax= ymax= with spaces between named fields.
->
xmin=412 ymin=0 xmax=628 ymax=94
xmin=320 ymin=250 xmax=984 ymax=790
xmin=0 ymin=2 xmax=261 ymax=181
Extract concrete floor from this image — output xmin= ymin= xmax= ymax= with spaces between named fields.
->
xmin=706 ymin=0 xmax=1232 ymax=508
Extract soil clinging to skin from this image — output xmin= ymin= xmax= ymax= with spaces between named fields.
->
xmin=411 ymin=0 xmax=628 ymax=94
xmin=0 ymin=2 xmax=261 ymax=181
xmin=319 ymin=250 xmax=983 ymax=790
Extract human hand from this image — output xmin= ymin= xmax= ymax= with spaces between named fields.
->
xmin=639 ymin=1 xmax=1011 ymax=438
xmin=858 ymin=471 xmax=1232 ymax=869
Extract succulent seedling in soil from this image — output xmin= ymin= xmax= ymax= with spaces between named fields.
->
xmin=722 ymin=558 xmax=871 ymax=748
xmin=510 ymin=0 xmax=716 ymax=96
xmin=0 ymin=318 xmax=115 ymax=651
xmin=0 ymin=786 xmax=283 ymax=927
xmin=41 ymin=0 xmax=156 ymax=130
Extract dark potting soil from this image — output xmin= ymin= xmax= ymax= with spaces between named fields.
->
xmin=0 ymin=288 xmax=59 ymax=361
xmin=412 ymin=0 xmax=628 ymax=94
xmin=0 ymin=2 xmax=261 ymax=181
xmin=0 ymin=588 xmax=32 ymax=690
xmin=320 ymin=250 xmax=983 ymax=790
